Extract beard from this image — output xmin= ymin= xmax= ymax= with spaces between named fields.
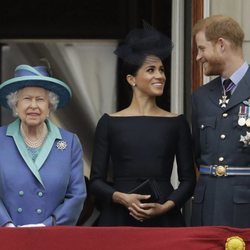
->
xmin=202 ymin=56 xmax=223 ymax=76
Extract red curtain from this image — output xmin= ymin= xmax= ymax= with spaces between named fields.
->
xmin=0 ymin=226 xmax=249 ymax=250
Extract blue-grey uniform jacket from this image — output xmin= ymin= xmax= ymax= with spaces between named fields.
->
xmin=0 ymin=119 xmax=86 ymax=226
xmin=191 ymin=66 xmax=250 ymax=228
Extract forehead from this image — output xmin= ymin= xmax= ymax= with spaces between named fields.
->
xmin=142 ymin=55 xmax=163 ymax=66
xmin=195 ymin=30 xmax=216 ymax=51
xmin=18 ymin=86 xmax=48 ymax=96
xmin=195 ymin=30 xmax=207 ymax=43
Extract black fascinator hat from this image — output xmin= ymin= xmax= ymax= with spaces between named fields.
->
xmin=114 ymin=21 xmax=174 ymax=65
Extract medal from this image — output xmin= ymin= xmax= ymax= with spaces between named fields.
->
xmin=238 ymin=105 xmax=247 ymax=126
xmin=246 ymin=118 xmax=250 ymax=127
xmin=243 ymin=98 xmax=250 ymax=106
xmin=238 ymin=117 xmax=246 ymax=126
xmin=219 ymin=95 xmax=229 ymax=108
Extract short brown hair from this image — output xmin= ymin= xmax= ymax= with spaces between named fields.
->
xmin=193 ymin=15 xmax=244 ymax=48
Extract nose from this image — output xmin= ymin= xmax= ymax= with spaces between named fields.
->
xmin=196 ymin=51 xmax=202 ymax=62
xmin=30 ymin=98 xmax=38 ymax=108
xmin=155 ymin=70 xmax=165 ymax=79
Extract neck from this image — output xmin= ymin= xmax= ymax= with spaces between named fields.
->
xmin=128 ymin=96 xmax=160 ymax=115
xmin=222 ymin=54 xmax=245 ymax=78
xmin=20 ymin=122 xmax=48 ymax=148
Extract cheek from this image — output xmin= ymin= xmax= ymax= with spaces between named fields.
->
xmin=42 ymin=105 xmax=50 ymax=114
xmin=15 ymin=103 xmax=25 ymax=113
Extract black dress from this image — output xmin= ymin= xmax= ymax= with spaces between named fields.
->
xmin=90 ymin=113 xmax=195 ymax=226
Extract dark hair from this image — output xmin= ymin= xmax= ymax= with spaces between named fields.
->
xmin=121 ymin=58 xmax=144 ymax=78
xmin=114 ymin=22 xmax=173 ymax=66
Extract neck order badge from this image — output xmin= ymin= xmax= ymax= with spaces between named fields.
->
xmin=219 ymin=79 xmax=234 ymax=108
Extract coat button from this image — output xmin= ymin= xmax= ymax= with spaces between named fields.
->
xmin=219 ymin=157 xmax=224 ymax=162
xmin=36 ymin=209 xmax=42 ymax=214
xmin=17 ymin=208 xmax=23 ymax=213
xmin=37 ymin=191 xmax=43 ymax=197
xmin=222 ymin=113 xmax=228 ymax=118
xmin=18 ymin=191 xmax=24 ymax=196
xmin=220 ymin=134 xmax=226 ymax=139
xmin=200 ymin=124 xmax=205 ymax=129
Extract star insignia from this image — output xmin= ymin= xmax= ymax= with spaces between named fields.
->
xmin=240 ymin=131 xmax=250 ymax=147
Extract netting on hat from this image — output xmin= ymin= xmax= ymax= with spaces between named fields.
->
xmin=114 ymin=21 xmax=173 ymax=65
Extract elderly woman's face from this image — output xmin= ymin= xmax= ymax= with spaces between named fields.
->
xmin=16 ymin=87 xmax=50 ymax=127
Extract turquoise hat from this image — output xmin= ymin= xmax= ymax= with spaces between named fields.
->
xmin=0 ymin=64 xmax=72 ymax=109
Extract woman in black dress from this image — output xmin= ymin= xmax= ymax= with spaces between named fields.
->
xmin=90 ymin=23 xmax=196 ymax=226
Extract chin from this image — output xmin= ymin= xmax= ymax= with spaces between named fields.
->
xmin=154 ymin=91 xmax=164 ymax=97
xmin=26 ymin=120 xmax=43 ymax=126
xmin=203 ymin=68 xmax=214 ymax=76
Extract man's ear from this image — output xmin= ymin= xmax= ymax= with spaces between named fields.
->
xmin=217 ymin=37 xmax=226 ymax=51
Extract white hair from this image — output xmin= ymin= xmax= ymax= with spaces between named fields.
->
xmin=6 ymin=90 xmax=59 ymax=117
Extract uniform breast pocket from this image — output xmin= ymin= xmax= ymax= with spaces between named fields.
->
xmin=198 ymin=117 xmax=216 ymax=153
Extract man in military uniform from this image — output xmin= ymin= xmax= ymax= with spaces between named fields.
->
xmin=191 ymin=15 xmax=250 ymax=227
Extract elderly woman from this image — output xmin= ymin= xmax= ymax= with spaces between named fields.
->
xmin=0 ymin=64 xmax=86 ymax=227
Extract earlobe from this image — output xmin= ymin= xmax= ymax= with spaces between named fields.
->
xmin=217 ymin=37 xmax=225 ymax=51
xmin=126 ymin=74 xmax=136 ymax=87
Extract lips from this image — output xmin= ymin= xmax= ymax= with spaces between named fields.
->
xmin=152 ymin=82 xmax=164 ymax=87
xmin=27 ymin=112 xmax=40 ymax=116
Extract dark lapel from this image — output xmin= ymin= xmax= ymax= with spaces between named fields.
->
xmin=207 ymin=76 xmax=223 ymax=108
xmin=225 ymin=67 xmax=250 ymax=111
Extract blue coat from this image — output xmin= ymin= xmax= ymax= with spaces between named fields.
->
xmin=191 ymin=67 xmax=250 ymax=227
xmin=0 ymin=119 xmax=86 ymax=226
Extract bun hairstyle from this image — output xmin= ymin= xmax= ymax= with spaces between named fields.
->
xmin=114 ymin=21 xmax=173 ymax=66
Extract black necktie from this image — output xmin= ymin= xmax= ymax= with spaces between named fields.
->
xmin=223 ymin=79 xmax=232 ymax=98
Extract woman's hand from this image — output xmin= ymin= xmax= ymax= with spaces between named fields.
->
xmin=128 ymin=200 xmax=175 ymax=222
xmin=112 ymin=191 xmax=151 ymax=208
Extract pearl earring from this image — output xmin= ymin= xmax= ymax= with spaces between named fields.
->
xmin=132 ymin=83 xmax=136 ymax=87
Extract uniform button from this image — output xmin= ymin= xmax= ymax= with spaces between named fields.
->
xmin=219 ymin=157 xmax=224 ymax=162
xmin=220 ymin=134 xmax=226 ymax=139
xmin=37 ymin=191 xmax=43 ymax=197
xmin=18 ymin=191 xmax=24 ymax=196
xmin=223 ymin=113 xmax=228 ymax=118
xmin=36 ymin=209 xmax=42 ymax=214
xmin=201 ymin=124 xmax=205 ymax=129
xmin=17 ymin=208 xmax=23 ymax=213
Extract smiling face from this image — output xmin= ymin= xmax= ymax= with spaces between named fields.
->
xmin=195 ymin=30 xmax=225 ymax=76
xmin=15 ymin=87 xmax=50 ymax=128
xmin=128 ymin=55 xmax=166 ymax=97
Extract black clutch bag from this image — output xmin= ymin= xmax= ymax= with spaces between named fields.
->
xmin=128 ymin=179 xmax=160 ymax=203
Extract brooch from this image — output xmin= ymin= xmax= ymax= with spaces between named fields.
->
xmin=56 ymin=140 xmax=67 ymax=150
xmin=240 ymin=131 xmax=250 ymax=147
